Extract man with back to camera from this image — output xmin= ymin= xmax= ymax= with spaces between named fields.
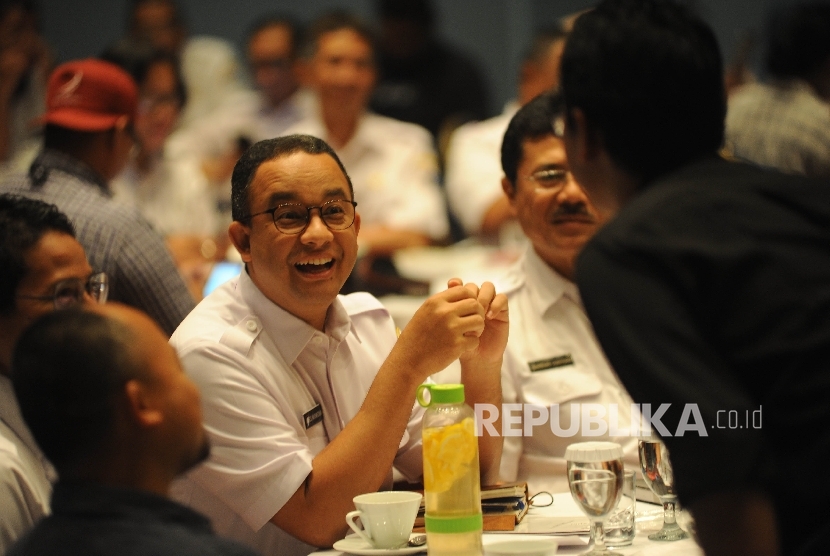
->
xmin=495 ymin=91 xmax=638 ymax=495
xmin=0 ymin=57 xmax=195 ymax=335
xmin=0 ymin=193 xmax=107 ymax=552
xmin=559 ymin=1 xmax=830 ymax=555
xmin=170 ymin=134 xmax=507 ymax=556
xmin=6 ymin=303 xmax=258 ymax=556
xmin=285 ymin=12 xmax=449 ymax=257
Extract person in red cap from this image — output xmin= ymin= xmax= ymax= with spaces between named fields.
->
xmin=0 ymin=58 xmax=194 ymax=335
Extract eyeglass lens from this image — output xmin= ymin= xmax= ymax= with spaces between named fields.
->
xmin=272 ymin=200 xmax=355 ymax=234
xmin=53 ymin=273 xmax=109 ymax=309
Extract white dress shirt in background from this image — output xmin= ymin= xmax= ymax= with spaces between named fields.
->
xmin=286 ymin=112 xmax=449 ymax=241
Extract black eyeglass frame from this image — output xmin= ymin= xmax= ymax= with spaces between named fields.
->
xmin=244 ymin=199 xmax=359 ymax=235
xmin=15 ymin=271 xmax=109 ymax=310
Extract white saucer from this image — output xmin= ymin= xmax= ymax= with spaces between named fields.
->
xmin=333 ymin=534 xmax=427 ymax=555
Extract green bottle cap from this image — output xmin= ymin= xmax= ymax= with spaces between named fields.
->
xmin=416 ymin=384 xmax=465 ymax=407
xmin=424 ymin=513 xmax=483 ymax=533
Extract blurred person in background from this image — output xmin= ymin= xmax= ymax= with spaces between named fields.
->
xmin=244 ymin=14 xmax=312 ymax=142
xmin=0 ymin=0 xmax=50 ymax=174
xmin=286 ymin=11 xmax=448 ymax=259
xmin=0 ymin=194 xmax=104 ymax=552
xmin=103 ymin=42 xmax=225 ymax=300
xmin=370 ymin=0 xmax=488 ymax=153
xmin=725 ymin=2 xmax=830 ymax=178
xmin=0 ymin=58 xmax=194 ymax=335
xmin=445 ymin=25 xmax=568 ymax=240
xmin=125 ymin=0 xmax=186 ymax=56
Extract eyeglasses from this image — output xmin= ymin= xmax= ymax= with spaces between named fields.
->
xmin=16 ymin=272 xmax=109 ymax=310
xmin=524 ymin=168 xmax=572 ymax=192
xmin=245 ymin=199 xmax=358 ymax=235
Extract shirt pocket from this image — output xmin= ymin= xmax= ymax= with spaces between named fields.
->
xmin=520 ymin=368 xmax=604 ymax=406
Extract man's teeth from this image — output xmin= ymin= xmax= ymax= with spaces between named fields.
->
xmin=296 ymin=258 xmax=333 ymax=266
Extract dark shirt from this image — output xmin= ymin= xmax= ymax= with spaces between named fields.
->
xmin=577 ymin=156 xmax=830 ymax=555
xmin=371 ymin=40 xmax=489 ymax=142
xmin=0 ymin=150 xmax=194 ymax=335
xmin=7 ymin=482 xmax=259 ymax=556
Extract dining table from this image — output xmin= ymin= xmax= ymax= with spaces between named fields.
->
xmin=313 ymin=491 xmax=703 ymax=556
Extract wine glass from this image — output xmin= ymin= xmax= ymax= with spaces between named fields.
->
xmin=565 ymin=441 xmax=624 ymax=556
xmin=638 ymin=439 xmax=688 ymax=541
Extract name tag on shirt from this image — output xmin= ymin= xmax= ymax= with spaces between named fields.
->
xmin=528 ymin=354 xmax=574 ymax=373
xmin=303 ymin=404 xmax=324 ymax=429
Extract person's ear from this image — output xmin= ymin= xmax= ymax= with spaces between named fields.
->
xmin=502 ymin=176 xmax=516 ymax=203
xmin=228 ymin=221 xmax=253 ymax=263
xmin=352 ymin=211 xmax=361 ymax=236
xmin=124 ymin=379 xmax=164 ymax=428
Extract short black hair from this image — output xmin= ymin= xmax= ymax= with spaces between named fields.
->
xmin=561 ymin=0 xmax=725 ymax=184
xmin=12 ymin=309 xmax=144 ymax=472
xmin=765 ymin=2 xmax=830 ymax=80
xmin=300 ymin=10 xmax=377 ymax=60
xmin=231 ymin=134 xmax=354 ymax=223
xmin=0 ymin=194 xmax=75 ymax=315
xmin=101 ymin=39 xmax=187 ymax=107
xmin=501 ymin=90 xmax=565 ymax=184
xmin=376 ymin=0 xmax=434 ymax=28
xmin=246 ymin=13 xmax=303 ymax=60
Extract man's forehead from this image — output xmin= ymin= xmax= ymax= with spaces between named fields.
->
xmin=522 ymin=134 xmax=568 ymax=164
xmin=250 ymin=152 xmax=350 ymax=201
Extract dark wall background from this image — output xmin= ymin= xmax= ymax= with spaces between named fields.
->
xmin=40 ymin=0 xmax=802 ymax=118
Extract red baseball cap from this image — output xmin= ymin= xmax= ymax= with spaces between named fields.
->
xmin=40 ymin=59 xmax=138 ymax=132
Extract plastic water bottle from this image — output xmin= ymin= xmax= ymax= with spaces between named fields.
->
xmin=417 ymin=384 xmax=483 ymax=556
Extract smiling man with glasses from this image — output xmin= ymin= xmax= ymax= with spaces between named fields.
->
xmin=170 ymin=134 xmax=507 ymax=556
xmin=0 ymin=194 xmax=105 ymax=552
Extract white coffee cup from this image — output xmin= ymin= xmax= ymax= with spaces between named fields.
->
xmin=345 ymin=491 xmax=422 ymax=549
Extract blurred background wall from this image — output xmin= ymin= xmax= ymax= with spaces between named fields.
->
xmin=40 ymin=0 xmax=803 ymax=118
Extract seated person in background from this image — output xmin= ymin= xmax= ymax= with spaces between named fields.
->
xmin=7 ymin=304 xmax=258 ymax=556
xmin=170 ymin=135 xmax=506 ymax=556
xmin=446 ymin=26 xmax=567 ymax=239
xmin=0 ymin=58 xmax=195 ymax=334
xmin=102 ymin=43 xmax=225 ymax=299
xmin=496 ymin=92 xmax=637 ymax=495
xmin=369 ymin=0 xmax=489 ymax=147
xmin=286 ymin=12 xmax=449 ymax=257
xmin=725 ymin=2 xmax=830 ymax=178
xmin=561 ymin=1 xmax=830 ymax=554
xmin=244 ymin=13 xmax=312 ymax=142
xmin=0 ymin=0 xmax=49 ymax=174
xmin=0 ymin=194 xmax=105 ymax=552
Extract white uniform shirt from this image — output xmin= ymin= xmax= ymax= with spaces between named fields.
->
xmin=170 ymin=270 xmax=424 ymax=556
xmin=499 ymin=248 xmax=638 ymax=495
xmin=111 ymin=152 xmax=218 ymax=237
xmin=445 ymin=103 xmax=518 ymax=235
xmin=0 ymin=375 xmax=56 ymax=553
xmin=285 ymin=111 xmax=448 ymax=240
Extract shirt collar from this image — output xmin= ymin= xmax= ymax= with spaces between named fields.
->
xmin=29 ymin=149 xmax=110 ymax=194
xmin=238 ymin=269 xmax=354 ymax=364
xmin=522 ymin=246 xmax=581 ymax=314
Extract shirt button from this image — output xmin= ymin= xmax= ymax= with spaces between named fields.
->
xmin=246 ymin=320 xmax=258 ymax=332
xmin=312 ymin=336 xmax=323 ymax=345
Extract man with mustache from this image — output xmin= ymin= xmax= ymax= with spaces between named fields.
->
xmin=496 ymin=92 xmax=637 ymax=494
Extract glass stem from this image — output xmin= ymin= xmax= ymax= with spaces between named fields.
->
xmin=593 ymin=520 xmax=607 ymax=550
xmin=663 ymin=500 xmax=677 ymax=526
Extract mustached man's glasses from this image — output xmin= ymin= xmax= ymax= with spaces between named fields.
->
xmin=16 ymin=272 xmax=109 ymax=310
xmin=245 ymin=199 xmax=358 ymax=235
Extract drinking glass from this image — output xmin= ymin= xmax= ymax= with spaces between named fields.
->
xmin=638 ymin=439 xmax=688 ymax=541
xmin=565 ymin=441 xmax=624 ymax=556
